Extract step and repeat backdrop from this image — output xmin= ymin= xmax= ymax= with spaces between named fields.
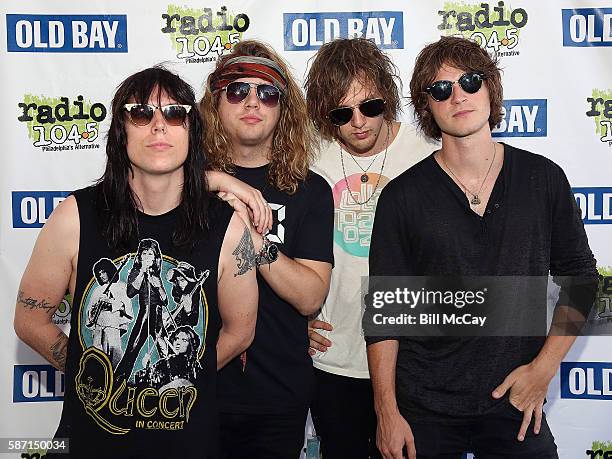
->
xmin=1 ymin=1 xmax=611 ymax=458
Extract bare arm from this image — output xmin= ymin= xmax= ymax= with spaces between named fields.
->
xmin=217 ymin=211 xmax=259 ymax=370
xmin=252 ymin=231 xmax=331 ymax=316
xmin=14 ymin=196 xmax=79 ymax=372
xmin=207 ymin=170 xmax=272 ymax=234
xmin=219 ymin=192 xmax=331 ymax=317
xmin=368 ymin=340 xmax=416 ymax=459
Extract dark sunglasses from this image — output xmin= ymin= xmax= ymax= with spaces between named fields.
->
xmin=221 ymin=82 xmax=281 ymax=107
xmin=328 ymin=98 xmax=386 ymax=126
xmin=425 ymin=72 xmax=486 ymax=102
xmin=123 ymin=103 xmax=192 ymax=126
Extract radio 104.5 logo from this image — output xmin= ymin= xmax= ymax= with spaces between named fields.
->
xmin=586 ymin=89 xmax=612 ymax=146
xmin=17 ymin=95 xmax=107 ymax=151
xmin=437 ymin=1 xmax=528 ymax=57
xmin=161 ymin=5 xmax=249 ymax=64
xmin=586 ymin=441 xmax=612 ymax=459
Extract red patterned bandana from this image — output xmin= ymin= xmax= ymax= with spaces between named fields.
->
xmin=210 ymin=55 xmax=288 ymax=94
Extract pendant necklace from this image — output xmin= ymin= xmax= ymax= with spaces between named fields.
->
xmin=440 ymin=143 xmax=497 ymax=206
xmin=340 ymin=123 xmax=390 ymax=206
xmin=348 ymin=153 xmax=378 ymax=183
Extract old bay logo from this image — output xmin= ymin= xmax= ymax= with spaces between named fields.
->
xmin=560 ymin=362 xmax=612 ymax=400
xmin=437 ymin=1 xmax=528 ymax=57
xmin=283 ymin=11 xmax=403 ymax=51
xmin=562 ymin=8 xmax=612 ymax=47
xmin=492 ymin=99 xmax=546 ymax=137
xmin=586 ymin=89 xmax=612 ymax=146
xmin=17 ymin=95 xmax=106 ymax=151
xmin=13 ymin=364 xmax=65 ymax=402
xmin=6 ymin=14 xmax=127 ymax=52
xmin=161 ymin=5 xmax=249 ymax=64
xmin=573 ymin=188 xmax=612 ymax=224
xmin=12 ymin=191 xmax=71 ymax=229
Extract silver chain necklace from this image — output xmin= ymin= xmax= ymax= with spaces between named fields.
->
xmin=340 ymin=123 xmax=390 ymax=206
xmin=348 ymin=152 xmax=379 ymax=183
xmin=440 ymin=143 xmax=497 ymax=206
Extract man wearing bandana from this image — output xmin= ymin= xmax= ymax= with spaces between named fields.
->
xmin=200 ymin=40 xmax=334 ymax=458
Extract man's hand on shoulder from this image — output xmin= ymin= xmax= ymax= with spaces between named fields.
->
xmin=211 ymin=170 xmax=273 ymax=234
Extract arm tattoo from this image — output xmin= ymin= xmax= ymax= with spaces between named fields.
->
xmin=17 ymin=290 xmax=56 ymax=315
xmin=232 ymin=227 xmax=257 ymax=277
xmin=49 ymin=332 xmax=68 ymax=372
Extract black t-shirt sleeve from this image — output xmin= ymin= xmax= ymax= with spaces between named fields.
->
xmin=291 ymin=173 xmax=334 ymax=264
xmin=369 ymin=179 xmax=413 ymax=277
xmin=548 ymin=163 xmax=598 ymax=319
xmin=366 ymin=179 xmax=412 ymax=345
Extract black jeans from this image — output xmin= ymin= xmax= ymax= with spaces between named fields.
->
xmin=402 ymin=404 xmax=559 ymax=459
xmin=310 ymin=367 xmax=382 ymax=459
xmin=219 ymin=409 xmax=308 ymax=459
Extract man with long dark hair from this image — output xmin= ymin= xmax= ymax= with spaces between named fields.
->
xmin=14 ymin=65 xmax=258 ymax=458
xmin=200 ymin=40 xmax=334 ymax=458
xmin=367 ymin=37 xmax=597 ymax=459
xmin=304 ymin=37 xmax=431 ymax=459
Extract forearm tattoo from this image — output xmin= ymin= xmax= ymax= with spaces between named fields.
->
xmin=17 ymin=290 xmax=56 ymax=315
xmin=49 ymin=332 xmax=68 ymax=372
xmin=232 ymin=227 xmax=257 ymax=277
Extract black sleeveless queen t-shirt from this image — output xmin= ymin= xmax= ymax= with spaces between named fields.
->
xmin=54 ymin=185 xmax=232 ymax=459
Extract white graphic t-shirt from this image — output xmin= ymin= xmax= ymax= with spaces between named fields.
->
xmin=311 ymin=123 xmax=432 ymax=378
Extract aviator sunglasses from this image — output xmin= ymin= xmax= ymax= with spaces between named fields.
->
xmin=221 ymin=82 xmax=282 ymax=107
xmin=425 ymin=72 xmax=486 ymax=102
xmin=123 ymin=103 xmax=192 ymax=126
xmin=328 ymin=98 xmax=386 ymax=126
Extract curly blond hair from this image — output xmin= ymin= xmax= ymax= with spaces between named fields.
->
xmin=200 ymin=40 xmax=315 ymax=194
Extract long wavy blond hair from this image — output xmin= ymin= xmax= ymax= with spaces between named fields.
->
xmin=200 ymin=40 xmax=315 ymax=194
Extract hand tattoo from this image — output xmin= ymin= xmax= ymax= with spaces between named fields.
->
xmin=17 ymin=290 xmax=56 ymax=315
xmin=50 ymin=332 xmax=68 ymax=372
xmin=232 ymin=227 xmax=257 ymax=277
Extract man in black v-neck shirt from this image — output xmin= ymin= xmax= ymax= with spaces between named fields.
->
xmin=366 ymin=37 xmax=597 ymax=459
xmin=200 ymin=40 xmax=334 ymax=458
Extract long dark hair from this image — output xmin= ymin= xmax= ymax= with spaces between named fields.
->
xmin=98 ymin=65 xmax=209 ymax=249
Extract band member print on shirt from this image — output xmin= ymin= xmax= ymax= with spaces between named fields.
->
xmin=86 ymin=256 xmax=133 ymax=368
xmin=77 ymin=238 xmax=211 ymax=433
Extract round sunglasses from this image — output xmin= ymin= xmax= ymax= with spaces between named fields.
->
xmin=123 ymin=103 xmax=192 ymax=127
xmin=221 ymin=82 xmax=281 ymax=107
xmin=328 ymin=98 xmax=385 ymax=126
xmin=425 ymin=72 xmax=486 ymax=102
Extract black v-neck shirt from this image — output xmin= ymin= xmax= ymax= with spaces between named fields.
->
xmin=367 ymin=143 xmax=597 ymax=422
